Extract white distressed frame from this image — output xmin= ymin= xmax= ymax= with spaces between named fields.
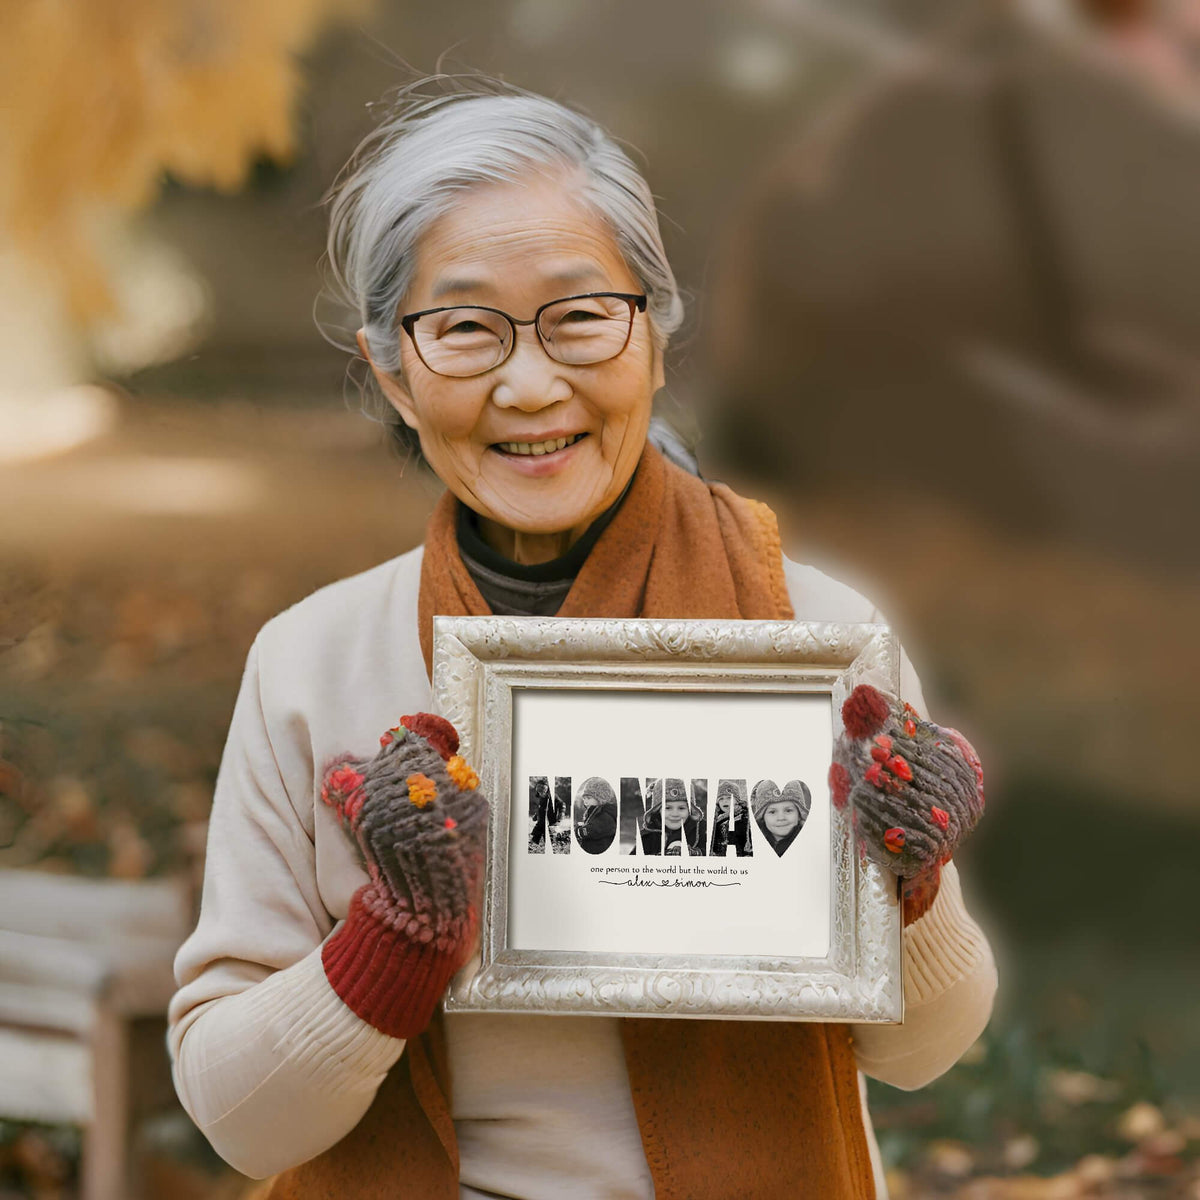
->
xmin=433 ymin=615 xmax=903 ymax=1022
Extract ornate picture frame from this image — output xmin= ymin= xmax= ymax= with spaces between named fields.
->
xmin=433 ymin=615 xmax=904 ymax=1023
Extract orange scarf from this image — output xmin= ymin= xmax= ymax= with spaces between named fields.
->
xmin=262 ymin=444 xmax=875 ymax=1200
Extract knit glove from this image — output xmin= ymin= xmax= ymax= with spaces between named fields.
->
xmin=319 ymin=713 xmax=489 ymax=1038
xmin=829 ymin=685 xmax=985 ymax=925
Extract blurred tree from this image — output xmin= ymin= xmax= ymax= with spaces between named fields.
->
xmin=0 ymin=0 xmax=370 ymax=381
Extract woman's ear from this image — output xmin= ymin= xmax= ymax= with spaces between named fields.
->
xmin=357 ymin=328 xmax=420 ymax=431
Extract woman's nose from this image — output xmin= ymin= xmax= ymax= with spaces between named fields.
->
xmin=489 ymin=328 xmax=572 ymax=410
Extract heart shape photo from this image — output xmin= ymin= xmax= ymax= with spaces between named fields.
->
xmin=751 ymin=779 xmax=812 ymax=857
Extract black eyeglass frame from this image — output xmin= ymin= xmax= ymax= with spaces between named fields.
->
xmin=398 ymin=291 xmax=648 ymax=378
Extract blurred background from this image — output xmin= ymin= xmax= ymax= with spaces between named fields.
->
xmin=1 ymin=0 xmax=1198 ymax=1196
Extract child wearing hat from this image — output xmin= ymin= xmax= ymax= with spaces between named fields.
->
xmin=638 ymin=778 xmax=706 ymax=855
xmin=573 ymin=776 xmax=619 ymax=854
xmin=710 ymin=779 xmax=753 ymax=856
xmin=751 ymin=780 xmax=812 ymax=856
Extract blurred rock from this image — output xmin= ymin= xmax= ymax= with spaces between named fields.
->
xmin=1046 ymin=1068 xmax=1122 ymax=1106
xmin=927 ymin=1139 xmax=976 ymax=1179
xmin=1003 ymin=1133 xmax=1040 ymax=1170
xmin=1117 ymin=1101 xmax=1166 ymax=1142
xmin=1071 ymin=1154 xmax=1117 ymax=1187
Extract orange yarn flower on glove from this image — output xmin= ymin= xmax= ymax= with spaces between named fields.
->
xmin=447 ymin=755 xmax=480 ymax=791
xmin=406 ymin=773 xmax=438 ymax=808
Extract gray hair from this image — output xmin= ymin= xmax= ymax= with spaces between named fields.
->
xmin=324 ymin=78 xmax=684 ymax=396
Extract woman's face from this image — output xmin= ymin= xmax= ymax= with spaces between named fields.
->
xmin=663 ymin=799 xmax=690 ymax=830
xmin=367 ymin=172 xmax=663 ymax=544
xmin=763 ymin=802 xmax=799 ymax=838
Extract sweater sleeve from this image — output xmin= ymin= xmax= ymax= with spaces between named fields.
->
xmin=167 ymin=637 xmax=404 ymax=1179
xmin=850 ymin=859 xmax=997 ymax=1090
xmin=850 ymin=605 xmax=998 ymax=1091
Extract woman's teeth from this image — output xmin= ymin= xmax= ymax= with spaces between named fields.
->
xmin=497 ymin=433 xmax=582 ymax=456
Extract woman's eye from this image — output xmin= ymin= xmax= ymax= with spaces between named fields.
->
xmin=445 ymin=320 xmax=489 ymax=335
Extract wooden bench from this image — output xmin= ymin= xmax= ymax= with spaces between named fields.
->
xmin=0 ymin=868 xmax=193 ymax=1200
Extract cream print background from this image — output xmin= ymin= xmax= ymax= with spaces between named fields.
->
xmin=507 ymin=688 xmax=833 ymax=958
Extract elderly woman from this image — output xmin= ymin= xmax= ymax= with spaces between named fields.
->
xmin=168 ymin=82 xmax=997 ymax=1200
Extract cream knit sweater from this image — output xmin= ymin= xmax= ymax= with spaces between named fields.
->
xmin=168 ymin=546 xmax=997 ymax=1199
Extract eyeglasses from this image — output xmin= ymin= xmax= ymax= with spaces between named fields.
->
xmin=399 ymin=292 xmax=648 ymax=379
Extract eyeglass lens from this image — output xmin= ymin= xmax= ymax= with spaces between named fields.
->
xmin=412 ymin=295 xmax=634 ymax=377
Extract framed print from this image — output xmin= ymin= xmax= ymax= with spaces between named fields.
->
xmin=432 ymin=615 xmax=904 ymax=1023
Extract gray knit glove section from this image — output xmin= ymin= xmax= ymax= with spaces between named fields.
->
xmin=356 ymin=739 xmax=487 ymax=945
xmin=322 ymin=726 xmax=489 ymax=953
xmin=830 ymin=685 xmax=985 ymax=880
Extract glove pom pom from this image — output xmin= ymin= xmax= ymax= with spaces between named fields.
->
xmin=841 ymin=685 xmax=891 ymax=739
xmin=400 ymin=714 xmax=459 ymax=761
xmin=828 ymin=762 xmax=852 ymax=809
xmin=320 ymin=757 xmax=367 ymax=823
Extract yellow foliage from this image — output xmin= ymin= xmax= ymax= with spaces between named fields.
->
xmin=0 ymin=0 xmax=372 ymax=322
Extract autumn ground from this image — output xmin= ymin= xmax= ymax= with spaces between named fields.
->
xmin=1 ymin=387 xmax=1197 ymax=1198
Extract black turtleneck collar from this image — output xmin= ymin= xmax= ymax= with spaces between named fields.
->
xmin=455 ymin=471 xmax=635 ymax=615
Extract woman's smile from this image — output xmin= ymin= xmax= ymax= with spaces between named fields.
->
xmin=488 ymin=431 xmax=589 ymax=474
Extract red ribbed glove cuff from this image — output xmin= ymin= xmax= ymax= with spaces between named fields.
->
xmin=322 ymin=889 xmax=464 ymax=1039
xmin=902 ymin=862 xmax=943 ymax=926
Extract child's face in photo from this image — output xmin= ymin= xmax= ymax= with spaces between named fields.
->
xmin=663 ymin=798 xmax=689 ymax=830
xmin=763 ymin=801 xmax=799 ymax=838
